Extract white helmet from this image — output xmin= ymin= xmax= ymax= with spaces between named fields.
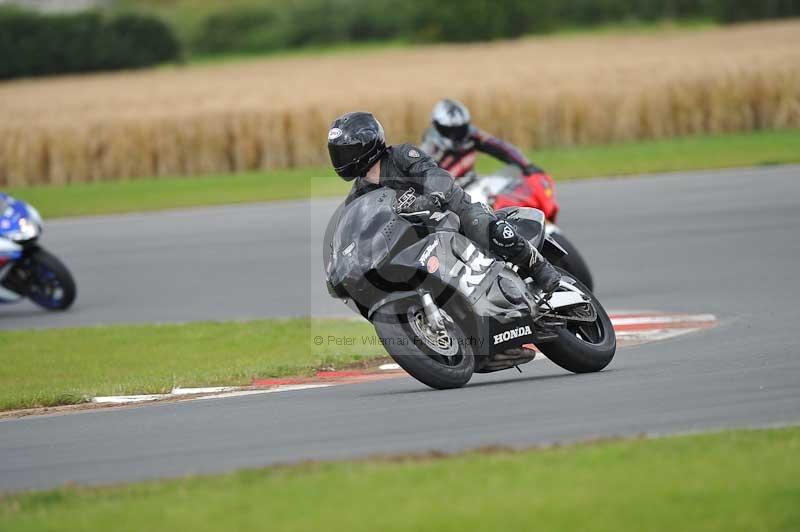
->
xmin=432 ymin=99 xmax=471 ymax=145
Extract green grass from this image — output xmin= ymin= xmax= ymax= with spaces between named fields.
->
xmin=6 ymin=129 xmax=800 ymax=219
xmin=185 ymin=38 xmax=410 ymax=66
xmin=493 ymin=128 xmax=800 ymax=180
xmin=1 ymin=426 xmax=797 ymax=531
xmin=5 ymin=167 xmax=348 ymax=219
xmin=0 ymin=319 xmax=380 ymax=411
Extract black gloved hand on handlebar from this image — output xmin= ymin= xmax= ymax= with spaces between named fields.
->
xmin=395 ymin=193 xmax=445 ymax=222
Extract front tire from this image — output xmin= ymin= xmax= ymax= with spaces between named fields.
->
xmin=372 ymin=301 xmax=475 ymax=390
xmin=537 ymin=271 xmax=615 ymax=373
xmin=9 ymin=247 xmax=77 ymax=311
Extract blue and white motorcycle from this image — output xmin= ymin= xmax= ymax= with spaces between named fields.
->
xmin=0 ymin=193 xmax=76 ymax=311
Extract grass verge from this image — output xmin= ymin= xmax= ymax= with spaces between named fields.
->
xmin=0 ymin=319 xmax=380 ymax=411
xmin=1 ymin=426 xmax=798 ymax=531
xmin=5 ymin=167 xmax=348 ymax=219
xmin=6 ymin=128 xmax=800 ymax=219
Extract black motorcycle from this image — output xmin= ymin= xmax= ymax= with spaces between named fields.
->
xmin=324 ymin=188 xmax=616 ymax=390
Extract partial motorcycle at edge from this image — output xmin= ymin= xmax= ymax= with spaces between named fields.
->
xmin=0 ymin=193 xmax=76 ymax=311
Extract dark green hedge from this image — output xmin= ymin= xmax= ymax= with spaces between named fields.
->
xmin=0 ymin=8 xmax=180 ymax=79
xmin=191 ymin=0 xmax=408 ymax=54
xmin=2 ymin=0 xmax=798 ymax=78
xmin=191 ymin=0 xmax=800 ymax=55
xmin=714 ymin=0 xmax=800 ymax=21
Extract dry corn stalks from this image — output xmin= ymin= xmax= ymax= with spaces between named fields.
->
xmin=1 ymin=20 xmax=799 ymax=186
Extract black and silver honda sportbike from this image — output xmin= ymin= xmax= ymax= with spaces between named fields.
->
xmin=324 ymin=188 xmax=615 ymax=390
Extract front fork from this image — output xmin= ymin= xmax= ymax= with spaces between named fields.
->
xmin=419 ymin=290 xmax=445 ymax=332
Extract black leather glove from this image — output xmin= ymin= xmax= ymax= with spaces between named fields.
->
xmin=488 ymin=219 xmax=526 ymax=258
xmin=396 ymin=193 xmax=444 ymax=222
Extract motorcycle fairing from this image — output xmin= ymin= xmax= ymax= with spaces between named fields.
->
xmin=0 ymin=193 xmax=42 ymax=243
xmin=0 ymin=239 xmax=23 ymax=302
xmin=327 ymin=187 xmax=544 ymax=357
xmin=0 ymin=237 xmax=23 ymax=263
xmin=493 ymin=171 xmax=560 ymax=221
xmin=326 ymin=188 xmax=418 ymax=311
xmin=382 ymin=232 xmax=542 ymax=357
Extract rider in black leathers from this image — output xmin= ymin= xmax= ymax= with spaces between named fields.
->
xmin=420 ymin=98 xmax=544 ymax=181
xmin=327 ymin=111 xmax=561 ymax=294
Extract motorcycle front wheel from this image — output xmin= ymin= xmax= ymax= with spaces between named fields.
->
xmin=5 ymin=247 xmax=77 ymax=311
xmin=372 ymin=300 xmax=475 ymax=390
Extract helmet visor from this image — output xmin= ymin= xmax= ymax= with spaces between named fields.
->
xmin=435 ymin=123 xmax=469 ymax=142
xmin=329 ymin=142 xmax=364 ymax=171
xmin=328 ymin=138 xmax=380 ymax=178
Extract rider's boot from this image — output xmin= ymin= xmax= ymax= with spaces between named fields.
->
xmin=489 ymin=220 xmax=561 ymax=295
xmin=516 ymin=242 xmax=561 ymax=295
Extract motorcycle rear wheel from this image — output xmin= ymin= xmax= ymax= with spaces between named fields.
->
xmin=549 ymin=232 xmax=594 ymax=292
xmin=372 ymin=301 xmax=475 ymax=390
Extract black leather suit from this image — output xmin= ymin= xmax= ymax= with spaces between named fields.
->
xmin=346 ymin=144 xmax=522 ymax=259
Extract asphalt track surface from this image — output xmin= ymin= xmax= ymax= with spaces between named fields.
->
xmin=2 ymin=165 xmax=799 ymax=491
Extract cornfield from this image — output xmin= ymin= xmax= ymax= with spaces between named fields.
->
xmin=1 ymin=20 xmax=800 ymax=186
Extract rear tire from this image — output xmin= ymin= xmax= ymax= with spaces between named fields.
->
xmin=537 ymin=272 xmax=615 ymax=373
xmin=549 ymin=232 xmax=594 ymax=292
xmin=372 ymin=301 xmax=475 ymax=390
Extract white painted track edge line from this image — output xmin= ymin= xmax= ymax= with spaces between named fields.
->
xmin=92 ymin=394 xmax=169 ymax=404
xmin=611 ymin=314 xmax=716 ymax=326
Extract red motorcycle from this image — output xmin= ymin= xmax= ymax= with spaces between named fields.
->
xmin=459 ymin=168 xmax=594 ymax=290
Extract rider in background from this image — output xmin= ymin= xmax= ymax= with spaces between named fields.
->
xmin=420 ymin=98 xmax=544 ymax=181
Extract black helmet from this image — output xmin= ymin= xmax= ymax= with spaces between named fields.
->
xmin=432 ymin=99 xmax=471 ymax=144
xmin=327 ymin=112 xmax=386 ymax=181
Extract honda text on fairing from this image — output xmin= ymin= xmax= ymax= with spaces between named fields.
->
xmin=0 ymin=193 xmax=76 ymax=310
xmin=324 ymin=188 xmax=615 ymax=390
